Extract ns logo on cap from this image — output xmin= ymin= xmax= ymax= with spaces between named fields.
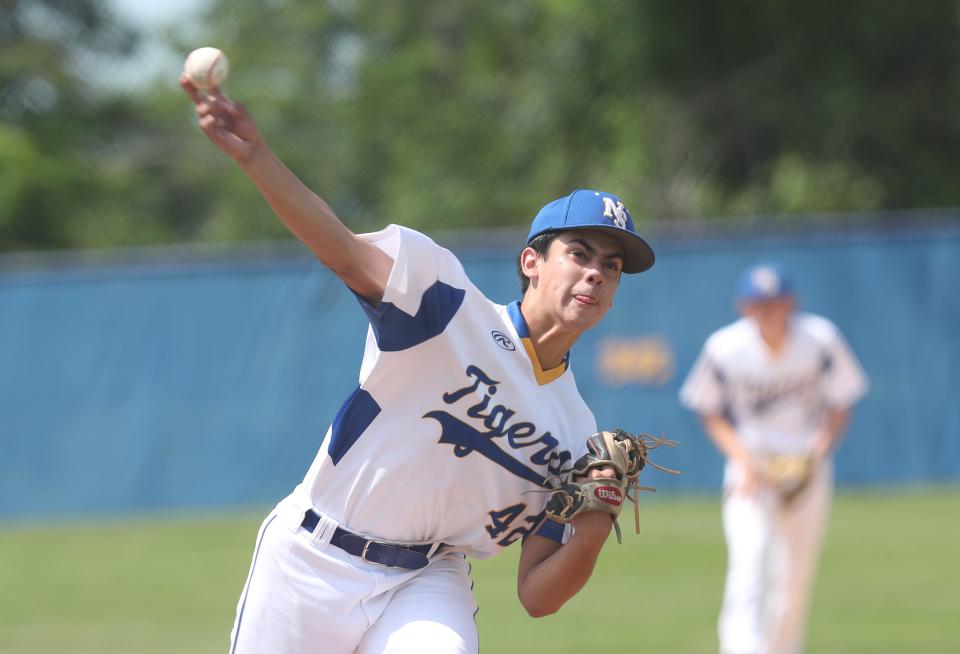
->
xmin=601 ymin=197 xmax=629 ymax=229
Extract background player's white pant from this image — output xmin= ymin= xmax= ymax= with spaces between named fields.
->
xmin=229 ymin=498 xmax=479 ymax=654
xmin=718 ymin=460 xmax=832 ymax=654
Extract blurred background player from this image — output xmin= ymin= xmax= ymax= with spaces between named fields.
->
xmin=180 ymin=75 xmax=657 ymax=654
xmin=678 ymin=263 xmax=868 ymax=654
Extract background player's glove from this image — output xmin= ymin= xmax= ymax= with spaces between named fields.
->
xmin=762 ymin=454 xmax=814 ymax=505
xmin=544 ymin=429 xmax=679 ymax=543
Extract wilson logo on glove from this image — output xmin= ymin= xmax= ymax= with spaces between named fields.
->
xmin=594 ymin=486 xmax=623 ymax=506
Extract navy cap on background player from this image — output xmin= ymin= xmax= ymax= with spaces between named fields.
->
xmin=736 ymin=263 xmax=794 ymax=302
xmin=526 ymin=189 xmax=655 ymax=274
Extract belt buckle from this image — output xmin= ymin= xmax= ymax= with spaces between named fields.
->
xmin=360 ymin=538 xmax=394 ymax=566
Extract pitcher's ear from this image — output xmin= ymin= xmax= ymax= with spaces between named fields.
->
xmin=520 ymin=246 xmax=540 ymax=279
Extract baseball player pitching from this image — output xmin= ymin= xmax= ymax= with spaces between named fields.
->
xmin=679 ymin=263 xmax=869 ymax=654
xmin=181 ymin=74 xmax=662 ymax=654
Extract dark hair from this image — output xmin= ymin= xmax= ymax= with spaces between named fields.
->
xmin=517 ymin=232 xmax=559 ymax=294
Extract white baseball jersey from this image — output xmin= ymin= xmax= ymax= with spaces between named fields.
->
xmin=291 ymin=225 xmax=595 ymax=559
xmin=679 ymin=313 xmax=868 ymax=454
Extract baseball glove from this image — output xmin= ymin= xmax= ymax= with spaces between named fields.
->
xmin=544 ymin=429 xmax=679 ymax=543
xmin=762 ymin=454 xmax=814 ymax=505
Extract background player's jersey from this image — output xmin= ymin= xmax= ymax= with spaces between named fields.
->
xmin=292 ymin=225 xmax=595 ymax=559
xmin=679 ymin=313 xmax=868 ymax=454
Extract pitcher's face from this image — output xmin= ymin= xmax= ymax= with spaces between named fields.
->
xmin=529 ymin=230 xmax=623 ymax=332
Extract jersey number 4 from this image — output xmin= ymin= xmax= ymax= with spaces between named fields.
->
xmin=486 ymin=503 xmax=543 ymax=547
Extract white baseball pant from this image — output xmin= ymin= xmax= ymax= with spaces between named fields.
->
xmin=229 ymin=498 xmax=479 ymax=654
xmin=718 ymin=460 xmax=833 ymax=654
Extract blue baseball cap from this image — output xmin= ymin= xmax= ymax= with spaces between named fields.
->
xmin=526 ymin=189 xmax=655 ymax=273
xmin=736 ymin=263 xmax=794 ymax=301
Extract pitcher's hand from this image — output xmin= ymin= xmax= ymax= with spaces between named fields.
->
xmin=180 ymin=74 xmax=263 ymax=164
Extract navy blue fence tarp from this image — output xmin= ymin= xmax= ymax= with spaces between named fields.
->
xmin=1 ymin=225 xmax=958 ymax=519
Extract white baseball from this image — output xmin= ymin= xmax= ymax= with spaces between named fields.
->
xmin=184 ymin=47 xmax=229 ymax=90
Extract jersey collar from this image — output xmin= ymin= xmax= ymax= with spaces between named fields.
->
xmin=507 ymin=300 xmax=569 ymax=386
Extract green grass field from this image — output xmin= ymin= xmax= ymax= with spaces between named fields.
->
xmin=1 ymin=488 xmax=957 ymax=653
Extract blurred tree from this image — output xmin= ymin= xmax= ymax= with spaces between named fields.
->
xmin=172 ymin=0 xmax=689 ymax=235
xmin=3 ymin=0 xmax=960 ymax=252
xmin=174 ymin=0 xmax=960 ymax=237
xmin=634 ymin=0 xmax=960 ymax=218
xmin=0 ymin=0 xmax=142 ymax=250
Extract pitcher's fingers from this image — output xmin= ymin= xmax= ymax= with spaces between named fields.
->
xmin=198 ymin=114 xmax=226 ymax=136
xmin=207 ymin=87 xmax=235 ymax=108
xmin=179 ymin=73 xmax=206 ymax=104
xmin=195 ymin=96 xmax=234 ymax=121
xmin=207 ymin=87 xmax=247 ymax=117
xmin=224 ymin=100 xmax=247 ymax=118
xmin=587 ymin=465 xmax=617 ymax=480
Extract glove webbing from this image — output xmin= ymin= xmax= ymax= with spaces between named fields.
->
xmin=619 ymin=431 xmax=681 ymax=536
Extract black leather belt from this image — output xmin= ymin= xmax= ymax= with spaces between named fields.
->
xmin=300 ymin=509 xmax=433 ymax=570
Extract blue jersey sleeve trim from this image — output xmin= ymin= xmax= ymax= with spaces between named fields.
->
xmin=328 ymin=387 xmax=382 ymax=465
xmin=355 ymin=281 xmax=466 ymax=352
xmin=534 ymin=518 xmax=566 ymax=544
